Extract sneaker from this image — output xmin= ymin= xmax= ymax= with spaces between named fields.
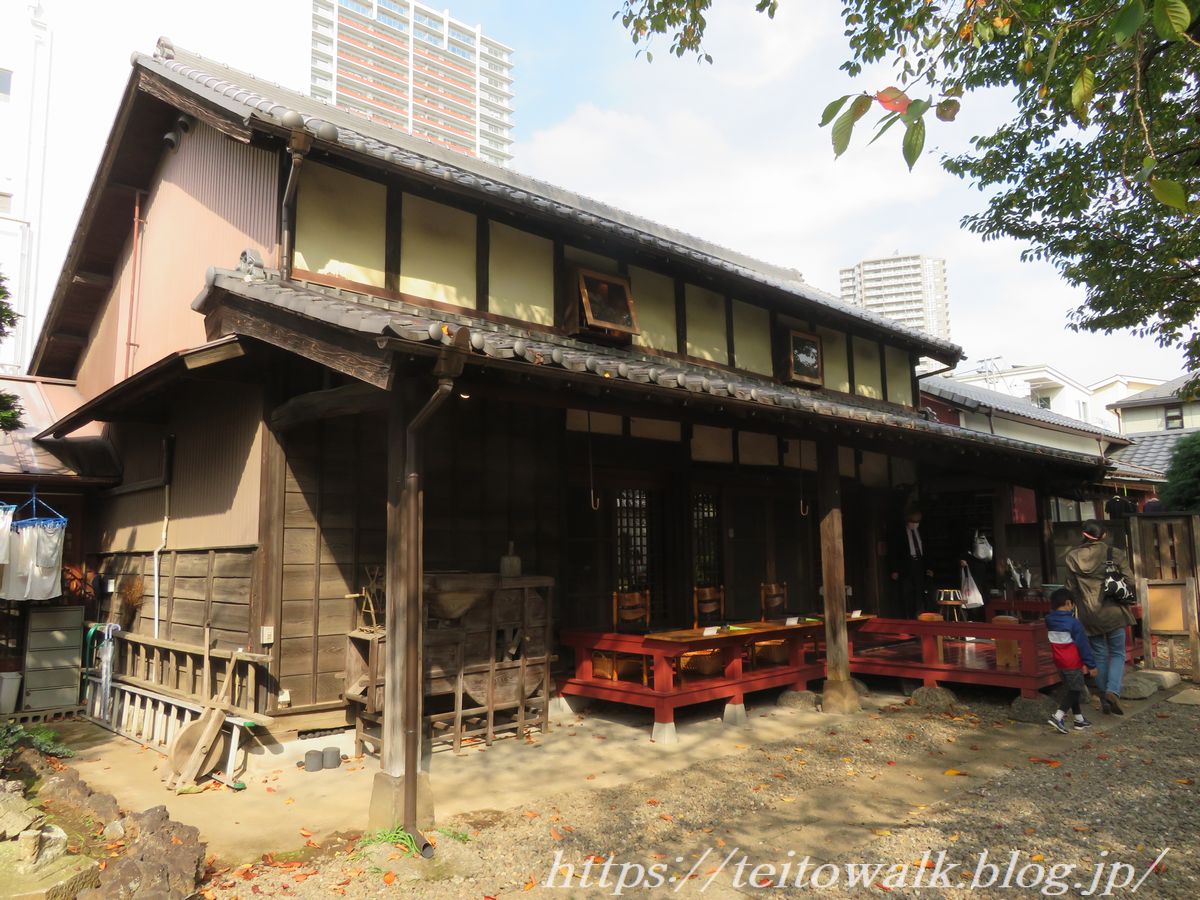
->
xmin=1106 ymin=692 xmax=1124 ymax=716
xmin=1073 ymin=717 xmax=1093 ymax=730
xmin=1048 ymin=716 xmax=1070 ymax=734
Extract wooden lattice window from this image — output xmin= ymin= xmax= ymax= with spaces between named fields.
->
xmin=692 ymin=490 xmax=722 ymax=587
xmin=614 ymin=487 xmax=650 ymax=592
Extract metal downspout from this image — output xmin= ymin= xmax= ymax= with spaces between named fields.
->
xmin=400 ymin=378 xmax=453 ymax=859
xmin=279 ymin=130 xmax=311 ymax=281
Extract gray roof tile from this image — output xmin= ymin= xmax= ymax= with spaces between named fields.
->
xmin=1109 ymin=428 xmax=1197 ymax=473
xmin=1110 ymin=374 xmax=1193 ymax=408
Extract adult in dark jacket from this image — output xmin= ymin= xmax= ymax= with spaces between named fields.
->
xmin=889 ymin=506 xmax=933 ymax=619
xmin=1064 ymin=520 xmax=1136 ymax=715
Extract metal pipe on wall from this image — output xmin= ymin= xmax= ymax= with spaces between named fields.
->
xmin=123 ymin=191 xmax=147 ymax=378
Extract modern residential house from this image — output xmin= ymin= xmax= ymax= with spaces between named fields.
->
xmin=838 ymin=254 xmax=951 ymax=342
xmin=951 ymin=363 xmax=1163 ymax=433
xmin=0 ymin=0 xmax=53 ymax=373
xmin=4 ymin=40 xmax=1131 ymax=830
xmin=310 ymin=0 xmax=514 ymax=166
xmin=1108 ymin=374 xmax=1198 ymax=482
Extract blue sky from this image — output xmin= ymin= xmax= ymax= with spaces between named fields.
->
xmin=32 ymin=0 xmax=1185 ymax=384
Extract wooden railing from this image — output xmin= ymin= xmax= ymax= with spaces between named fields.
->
xmin=88 ymin=630 xmax=270 ymax=719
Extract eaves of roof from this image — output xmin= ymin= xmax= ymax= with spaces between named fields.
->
xmin=189 ymin=255 xmax=1105 ymax=475
xmin=134 ymin=41 xmax=963 ymax=364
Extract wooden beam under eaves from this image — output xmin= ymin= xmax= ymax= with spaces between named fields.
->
xmin=71 ymin=271 xmax=113 ymax=289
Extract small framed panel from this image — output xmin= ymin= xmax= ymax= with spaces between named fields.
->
xmin=576 ymin=268 xmax=640 ymax=335
xmin=787 ymin=329 xmax=823 ymax=386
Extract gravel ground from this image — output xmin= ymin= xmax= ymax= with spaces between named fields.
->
xmin=198 ymin=685 xmax=1198 ymax=898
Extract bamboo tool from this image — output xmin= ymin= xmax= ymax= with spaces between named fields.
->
xmin=163 ymin=642 xmax=242 ymax=791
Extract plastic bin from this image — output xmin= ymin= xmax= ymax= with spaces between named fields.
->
xmin=0 ymin=671 xmax=21 ymax=715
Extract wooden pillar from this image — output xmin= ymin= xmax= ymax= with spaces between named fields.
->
xmin=817 ymin=440 xmax=860 ymax=714
xmin=381 ymin=384 xmax=407 ymax=778
xmin=991 ymin=485 xmax=1010 ymax=588
xmin=370 ymin=379 xmax=435 ymax=832
xmin=1037 ymin=490 xmax=1056 ymax=585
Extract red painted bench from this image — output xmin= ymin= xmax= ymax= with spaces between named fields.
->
xmin=559 ymin=621 xmax=826 ymax=742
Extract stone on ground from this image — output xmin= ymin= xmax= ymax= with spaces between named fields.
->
xmin=1118 ymin=672 xmax=1159 ymax=700
xmin=1009 ymin=693 xmax=1058 ymax=723
xmin=911 ymin=685 xmax=957 ymax=712
xmin=777 ymin=690 xmax=819 ymax=710
xmin=1166 ymin=688 xmax=1200 ymax=706
xmin=1136 ymin=669 xmax=1181 ymax=689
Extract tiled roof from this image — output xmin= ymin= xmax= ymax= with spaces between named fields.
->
xmin=1109 ymin=373 xmax=1193 ymax=409
xmin=193 ymin=253 xmax=1105 ymax=472
xmin=139 ymin=40 xmax=962 ymax=364
xmin=1109 ymin=428 xmax=1197 ymax=474
xmin=922 ymin=376 xmax=1127 ymax=442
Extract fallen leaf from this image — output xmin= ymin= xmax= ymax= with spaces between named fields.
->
xmin=305 ymin=839 xmax=320 ymax=849
xmin=549 ymin=827 xmax=563 ymax=841
xmin=1029 ymin=757 xmax=1062 ymax=768
xmin=98 ymin=861 xmax=108 ymax=872
xmin=1032 ymin=854 xmax=1045 ymax=862
xmin=1176 ymin=778 xmax=1194 ymax=785
xmin=887 ymin=760 xmax=896 ymax=766
xmin=523 ymin=810 xmax=540 ymax=819
xmin=523 ymin=877 xmax=536 ymax=891
xmin=1024 ymin=827 xmax=1037 ymax=835
xmin=659 ymin=813 xmax=673 ymax=821
xmin=645 ymin=798 xmax=659 ymax=805
xmin=299 ymin=828 xmax=314 ymax=837
xmin=585 ymin=774 xmax=596 ymax=781
xmin=873 ymin=829 xmax=892 ymax=836
xmin=943 ymin=768 xmax=969 ymax=777
xmin=383 ymin=870 xmax=396 ymax=884
xmin=1073 ymin=825 xmax=1090 ymax=833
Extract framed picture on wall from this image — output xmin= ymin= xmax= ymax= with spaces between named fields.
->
xmin=787 ymin=329 xmax=823 ymax=386
xmin=576 ymin=268 xmax=640 ymax=336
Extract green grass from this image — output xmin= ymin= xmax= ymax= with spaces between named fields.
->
xmin=358 ymin=825 xmax=421 ymax=857
xmin=434 ymin=826 xmax=470 ymax=843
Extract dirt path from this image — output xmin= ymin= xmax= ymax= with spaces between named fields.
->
xmin=197 ymin=685 xmax=1197 ymax=898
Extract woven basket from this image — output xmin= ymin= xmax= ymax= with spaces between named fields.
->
xmin=753 ymin=640 xmax=789 ymax=666
xmin=679 ymin=649 xmax=723 ymax=676
xmin=591 ymin=652 xmax=645 ymax=681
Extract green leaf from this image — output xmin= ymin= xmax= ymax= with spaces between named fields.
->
xmin=1071 ymin=68 xmax=1095 ymax=115
xmin=903 ymin=98 xmax=931 ymax=125
xmin=1149 ymin=177 xmax=1189 ymax=211
xmin=849 ymin=94 xmax=873 ymax=120
xmin=1152 ymin=0 xmax=1192 ymax=39
xmin=819 ymin=95 xmax=851 ymax=128
xmin=936 ymin=98 xmax=961 ymax=122
xmin=868 ymin=112 xmax=902 ymax=146
xmin=1113 ymin=0 xmax=1146 ymax=44
xmin=832 ymin=107 xmax=858 ymax=157
xmin=902 ymin=117 xmax=926 ymax=171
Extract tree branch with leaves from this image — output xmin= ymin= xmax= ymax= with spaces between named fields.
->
xmin=0 ymin=270 xmax=25 ymax=432
xmin=617 ymin=1 xmax=1200 ymax=383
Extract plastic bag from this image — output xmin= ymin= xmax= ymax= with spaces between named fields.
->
xmin=972 ymin=529 xmax=993 ymax=562
xmin=961 ymin=566 xmax=985 ymax=608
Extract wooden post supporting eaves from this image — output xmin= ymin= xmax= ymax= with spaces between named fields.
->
xmin=381 ymin=383 xmax=406 ymax=778
xmin=817 ymin=439 xmax=860 ymax=714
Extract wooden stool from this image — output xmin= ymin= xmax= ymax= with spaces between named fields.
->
xmin=918 ymin=611 xmax=945 ymax=662
xmin=936 ymin=589 xmax=964 ymax=622
xmin=992 ymin=614 xmax=1020 ymax=670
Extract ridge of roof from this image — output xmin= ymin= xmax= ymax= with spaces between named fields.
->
xmin=138 ymin=39 xmax=962 ymax=363
xmin=922 ymin=375 xmax=1127 ymax=442
xmin=193 ymin=253 xmax=1102 ymax=472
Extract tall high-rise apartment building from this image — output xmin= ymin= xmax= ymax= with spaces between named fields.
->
xmin=0 ymin=1 xmax=52 ymax=373
xmin=310 ymin=0 xmax=514 ymax=167
xmin=838 ymin=254 xmax=951 ymax=341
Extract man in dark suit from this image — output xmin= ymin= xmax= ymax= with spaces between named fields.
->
xmin=890 ymin=505 xmax=933 ymax=619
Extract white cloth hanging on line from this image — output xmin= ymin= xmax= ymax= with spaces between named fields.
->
xmin=28 ymin=520 xmax=66 ymax=600
xmin=0 ymin=528 xmax=25 ymax=602
xmin=0 ymin=504 xmax=14 ymax=558
xmin=2 ymin=490 xmax=68 ymax=601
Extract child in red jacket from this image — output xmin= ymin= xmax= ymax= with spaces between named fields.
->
xmin=1045 ymin=588 xmax=1098 ymax=733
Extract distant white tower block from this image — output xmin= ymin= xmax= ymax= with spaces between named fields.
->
xmin=839 ymin=253 xmax=951 ymax=342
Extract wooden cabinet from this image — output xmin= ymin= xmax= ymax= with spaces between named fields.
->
xmin=22 ymin=605 xmax=84 ymax=711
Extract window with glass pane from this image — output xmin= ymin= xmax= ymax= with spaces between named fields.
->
xmin=614 ymin=488 xmax=650 ymax=592
xmin=1165 ymin=404 xmax=1184 ymax=430
xmin=692 ymin=491 xmax=722 ymax=587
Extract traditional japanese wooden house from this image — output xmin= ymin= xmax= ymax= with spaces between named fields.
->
xmin=26 ymin=41 xmax=1117 ymax=831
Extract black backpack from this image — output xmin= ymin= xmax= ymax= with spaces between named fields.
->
xmin=1102 ymin=547 xmax=1136 ymax=605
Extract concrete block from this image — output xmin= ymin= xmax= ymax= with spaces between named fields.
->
xmin=367 ymin=770 xmax=436 ymax=833
xmin=722 ymin=703 xmax=747 ymax=726
xmin=548 ymin=693 xmax=590 ymax=719
xmin=1166 ymin=688 xmax=1200 ymax=706
xmin=650 ymin=721 xmax=678 ymax=745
